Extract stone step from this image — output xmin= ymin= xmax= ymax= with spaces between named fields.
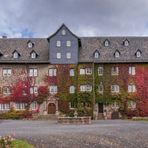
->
xmin=33 ymin=114 xmax=58 ymax=120
xmin=97 ymin=113 xmax=104 ymax=120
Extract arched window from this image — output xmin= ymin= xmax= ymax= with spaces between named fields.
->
xmin=104 ymin=39 xmax=109 ymax=47
xmin=114 ymin=50 xmax=120 ymax=58
xmin=69 ymin=86 xmax=75 ymax=94
xmin=135 ymin=50 xmax=141 ymax=58
xmin=123 ymin=39 xmax=129 ymax=46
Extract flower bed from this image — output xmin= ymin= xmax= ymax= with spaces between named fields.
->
xmin=57 ymin=116 xmax=91 ymax=124
xmin=132 ymin=117 xmax=148 ymax=121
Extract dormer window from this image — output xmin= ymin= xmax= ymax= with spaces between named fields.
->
xmin=30 ymin=51 xmax=38 ymax=59
xmin=62 ymin=29 xmax=66 ymax=35
xmin=104 ymin=39 xmax=109 ymax=47
xmin=13 ymin=51 xmax=20 ymax=59
xmin=135 ymin=50 xmax=141 ymax=58
xmin=27 ymin=41 xmax=34 ymax=48
xmin=123 ymin=39 xmax=129 ymax=46
xmin=93 ymin=50 xmax=100 ymax=58
xmin=114 ymin=50 xmax=120 ymax=58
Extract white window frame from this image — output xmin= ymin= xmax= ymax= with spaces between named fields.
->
xmin=128 ymin=84 xmax=136 ymax=93
xmin=129 ymin=67 xmax=135 ymax=75
xmin=13 ymin=52 xmax=19 ymax=59
xmin=80 ymin=85 xmax=92 ymax=92
xmin=0 ymin=103 xmax=10 ymax=110
xmin=69 ymin=86 xmax=75 ymax=94
xmin=136 ymin=51 xmax=141 ymax=58
xmin=29 ymin=68 xmax=38 ymax=77
xmin=56 ymin=41 xmax=61 ymax=47
xmin=80 ymin=68 xmax=85 ymax=75
xmin=98 ymin=67 xmax=103 ymax=76
xmin=56 ymin=52 xmax=61 ymax=59
xmin=94 ymin=52 xmax=99 ymax=58
xmin=66 ymin=52 xmax=71 ymax=59
xmin=49 ymin=86 xmax=58 ymax=94
xmin=61 ymin=29 xmax=66 ymax=35
xmin=104 ymin=40 xmax=109 ymax=47
xmin=85 ymin=68 xmax=92 ymax=75
xmin=124 ymin=40 xmax=129 ymax=46
xmin=48 ymin=68 xmax=57 ymax=76
xmin=3 ymin=87 xmax=11 ymax=95
xmin=30 ymin=86 xmax=38 ymax=94
xmin=30 ymin=102 xmax=37 ymax=110
xmin=70 ymin=69 xmax=75 ymax=76
xmin=31 ymin=52 xmax=36 ymax=59
xmin=66 ymin=41 xmax=71 ymax=47
xmin=15 ymin=103 xmax=26 ymax=110
xmin=111 ymin=67 xmax=119 ymax=75
xmin=111 ymin=85 xmax=120 ymax=93
xmin=28 ymin=42 xmax=33 ymax=48
xmin=115 ymin=51 xmax=120 ymax=58
xmin=128 ymin=100 xmax=136 ymax=109
xmin=3 ymin=68 xmax=12 ymax=77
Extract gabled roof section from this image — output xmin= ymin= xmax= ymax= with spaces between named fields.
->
xmin=93 ymin=50 xmax=100 ymax=58
xmin=47 ymin=24 xmax=79 ymax=40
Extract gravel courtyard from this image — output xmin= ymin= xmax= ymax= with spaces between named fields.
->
xmin=0 ymin=120 xmax=148 ymax=148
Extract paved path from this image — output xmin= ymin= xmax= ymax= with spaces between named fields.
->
xmin=0 ymin=120 xmax=148 ymax=148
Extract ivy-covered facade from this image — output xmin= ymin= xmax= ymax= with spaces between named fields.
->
xmin=0 ymin=24 xmax=148 ymax=119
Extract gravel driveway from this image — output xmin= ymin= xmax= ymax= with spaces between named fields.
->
xmin=0 ymin=120 xmax=148 ymax=148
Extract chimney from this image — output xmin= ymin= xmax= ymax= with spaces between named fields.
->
xmin=2 ymin=35 xmax=7 ymax=39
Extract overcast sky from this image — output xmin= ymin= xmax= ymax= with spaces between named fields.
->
xmin=0 ymin=0 xmax=148 ymax=38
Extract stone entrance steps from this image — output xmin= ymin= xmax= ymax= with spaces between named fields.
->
xmin=33 ymin=114 xmax=57 ymax=120
xmin=97 ymin=113 xmax=104 ymax=120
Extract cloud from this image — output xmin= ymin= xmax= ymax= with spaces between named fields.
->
xmin=0 ymin=0 xmax=148 ymax=37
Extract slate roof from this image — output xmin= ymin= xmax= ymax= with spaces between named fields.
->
xmin=0 ymin=38 xmax=49 ymax=63
xmin=0 ymin=36 xmax=148 ymax=63
xmin=79 ymin=37 xmax=148 ymax=63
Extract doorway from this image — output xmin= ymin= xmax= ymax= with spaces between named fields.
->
xmin=48 ymin=103 xmax=56 ymax=114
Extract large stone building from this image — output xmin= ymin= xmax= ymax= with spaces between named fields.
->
xmin=0 ymin=24 xmax=148 ymax=119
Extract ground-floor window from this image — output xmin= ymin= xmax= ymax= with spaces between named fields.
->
xmin=0 ymin=103 xmax=10 ymax=110
xmin=30 ymin=102 xmax=37 ymax=110
xmin=15 ymin=103 xmax=26 ymax=110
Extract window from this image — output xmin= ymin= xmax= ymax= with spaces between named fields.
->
xmin=3 ymin=68 xmax=12 ymax=76
xmin=28 ymin=42 xmax=34 ymax=48
xmin=80 ymin=68 xmax=92 ymax=75
xmin=16 ymin=103 xmax=26 ymax=110
xmin=69 ymin=86 xmax=75 ymax=94
xmin=62 ymin=29 xmax=66 ymax=35
xmin=31 ymin=51 xmax=38 ymax=59
xmin=66 ymin=52 xmax=71 ymax=59
xmin=66 ymin=41 xmax=71 ymax=47
xmin=80 ymin=85 xmax=92 ymax=92
xmin=136 ymin=50 xmax=141 ymax=58
xmin=111 ymin=85 xmax=119 ymax=93
xmin=69 ymin=102 xmax=75 ymax=109
xmin=56 ymin=41 xmax=61 ymax=47
xmin=70 ymin=69 xmax=74 ymax=76
xmin=56 ymin=53 xmax=61 ymax=59
xmin=124 ymin=40 xmax=129 ymax=46
xmin=104 ymin=40 xmax=109 ymax=47
xmin=129 ymin=67 xmax=135 ymax=75
xmin=94 ymin=51 xmax=99 ymax=58
xmin=98 ymin=82 xmax=104 ymax=94
xmin=98 ymin=67 xmax=103 ymax=76
xmin=0 ymin=103 xmax=10 ymax=110
xmin=13 ymin=51 xmax=20 ymax=59
xmin=114 ymin=51 xmax=120 ymax=58
xmin=3 ymin=87 xmax=11 ymax=95
xmin=112 ymin=102 xmax=119 ymax=108
xmin=128 ymin=100 xmax=136 ymax=109
xmin=49 ymin=86 xmax=58 ymax=94
xmin=49 ymin=68 xmax=57 ymax=76
xmin=29 ymin=68 xmax=38 ymax=77
xmin=30 ymin=86 xmax=38 ymax=94
xmin=128 ymin=84 xmax=136 ymax=93
xmin=111 ymin=67 xmax=119 ymax=75
xmin=30 ymin=102 xmax=37 ymax=110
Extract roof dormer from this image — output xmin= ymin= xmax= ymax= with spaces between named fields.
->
xmin=93 ymin=50 xmax=100 ymax=59
xmin=114 ymin=50 xmax=120 ymax=58
xmin=123 ymin=39 xmax=129 ymax=47
xmin=135 ymin=49 xmax=142 ymax=58
xmin=12 ymin=50 xmax=20 ymax=59
xmin=30 ymin=50 xmax=38 ymax=59
xmin=27 ymin=40 xmax=34 ymax=48
xmin=104 ymin=39 xmax=110 ymax=47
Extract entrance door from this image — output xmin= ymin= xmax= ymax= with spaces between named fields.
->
xmin=98 ymin=103 xmax=103 ymax=113
xmin=48 ymin=103 xmax=56 ymax=114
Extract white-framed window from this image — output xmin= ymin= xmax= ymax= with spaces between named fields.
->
xmin=128 ymin=84 xmax=136 ymax=93
xmin=136 ymin=51 xmax=141 ymax=57
xmin=104 ymin=40 xmax=109 ymax=47
xmin=111 ymin=67 xmax=119 ymax=75
xmin=3 ymin=68 xmax=12 ymax=77
xmin=30 ymin=86 xmax=38 ymax=94
xmin=80 ymin=85 xmax=92 ymax=92
xmin=128 ymin=100 xmax=136 ymax=109
xmin=114 ymin=51 xmax=120 ymax=58
xmin=29 ymin=68 xmax=38 ymax=77
xmin=16 ymin=103 xmax=26 ymax=110
xmin=80 ymin=68 xmax=92 ymax=75
xmin=49 ymin=68 xmax=57 ymax=76
xmin=56 ymin=41 xmax=61 ymax=47
xmin=98 ymin=67 xmax=103 ymax=76
xmin=112 ymin=102 xmax=119 ymax=108
xmin=70 ymin=69 xmax=75 ymax=76
xmin=69 ymin=86 xmax=75 ymax=94
xmin=56 ymin=52 xmax=61 ymax=59
xmin=0 ymin=103 xmax=10 ymax=110
xmin=94 ymin=52 xmax=99 ymax=58
xmin=129 ymin=67 xmax=135 ymax=75
xmin=124 ymin=40 xmax=129 ymax=46
xmin=69 ymin=102 xmax=75 ymax=109
xmin=66 ymin=41 xmax=71 ymax=47
xmin=62 ymin=29 xmax=66 ymax=35
xmin=66 ymin=52 xmax=71 ymax=59
xmin=49 ymin=86 xmax=58 ymax=94
xmin=111 ymin=85 xmax=120 ymax=93
xmin=31 ymin=52 xmax=37 ymax=59
xmin=28 ymin=42 xmax=33 ymax=48
xmin=13 ymin=52 xmax=19 ymax=59
xmin=30 ymin=102 xmax=37 ymax=110
xmin=3 ymin=87 xmax=11 ymax=95
xmin=98 ymin=82 xmax=104 ymax=94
